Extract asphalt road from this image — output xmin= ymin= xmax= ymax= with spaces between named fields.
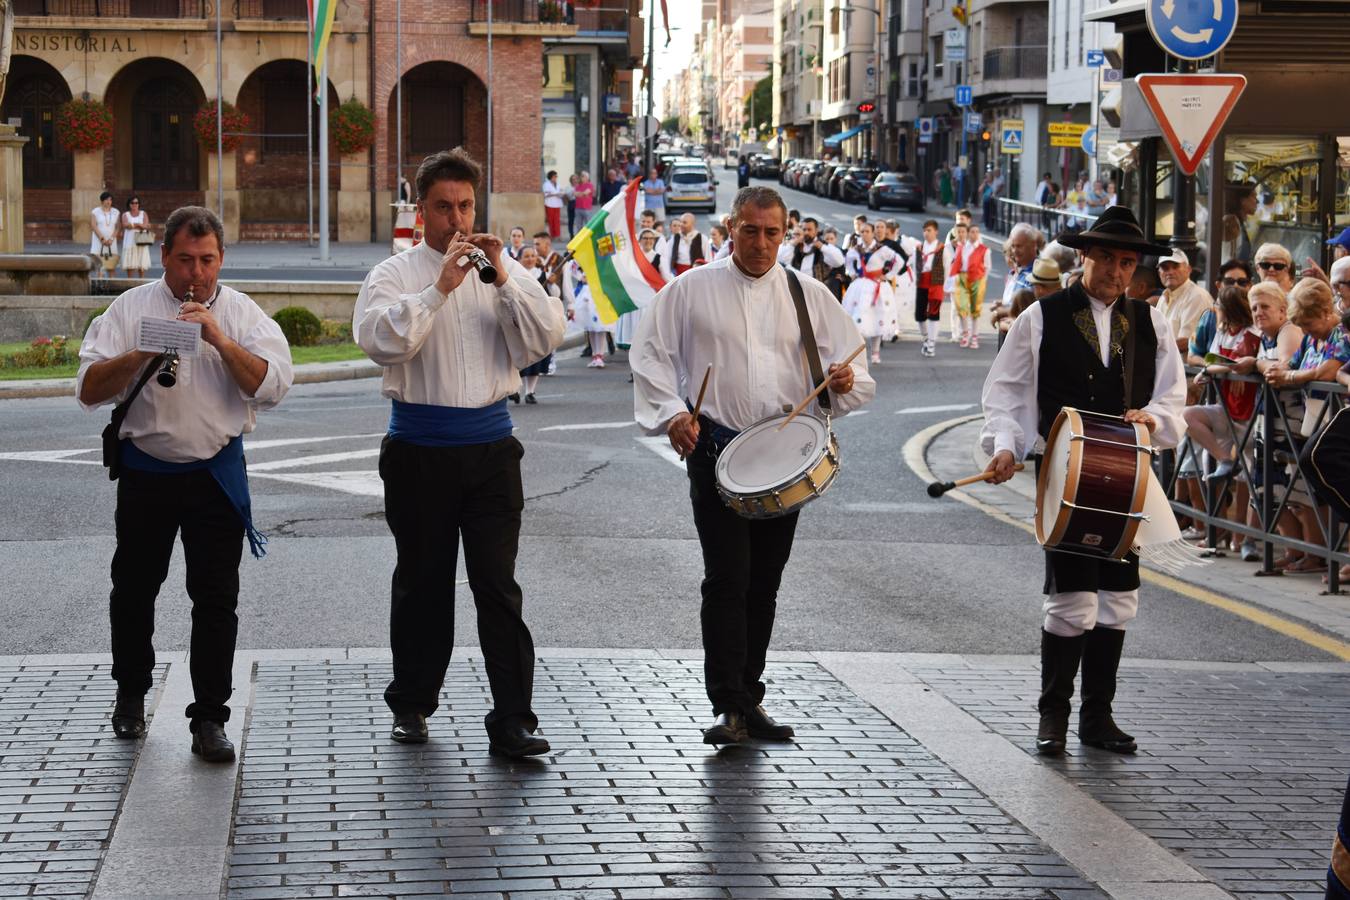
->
xmin=0 ymin=177 xmax=1329 ymax=662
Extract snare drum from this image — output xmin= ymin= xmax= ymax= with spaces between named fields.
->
xmin=1036 ymin=407 xmax=1152 ymax=561
xmin=715 ymin=413 xmax=840 ymax=519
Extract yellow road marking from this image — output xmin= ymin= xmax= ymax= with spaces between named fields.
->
xmin=904 ymin=416 xmax=1350 ymax=661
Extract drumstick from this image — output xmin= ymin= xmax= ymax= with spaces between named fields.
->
xmin=926 ymin=463 xmax=1026 ymax=498
xmin=679 ymin=364 xmax=712 ymax=462
xmin=777 ymin=342 xmax=867 ymax=431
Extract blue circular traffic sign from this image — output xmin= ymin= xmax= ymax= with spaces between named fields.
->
xmin=1146 ymin=0 xmax=1239 ymax=60
xmin=1081 ymin=126 xmax=1097 ymax=157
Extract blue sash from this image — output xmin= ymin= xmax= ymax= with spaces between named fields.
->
xmin=387 ymin=398 xmax=513 ymax=447
xmin=120 ymin=434 xmax=267 ymax=559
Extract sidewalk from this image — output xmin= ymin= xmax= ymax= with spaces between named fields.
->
xmin=27 ymin=242 xmax=395 ymax=272
xmin=918 ymin=414 xmax=1350 ymax=647
xmin=5 ymin=646 xmax=1346 ymax=899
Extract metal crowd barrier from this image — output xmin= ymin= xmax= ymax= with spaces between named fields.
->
xmin=1163 ymin=366 xmax=1350 ymax=593
xmin=991 ymin=197 xmax=1097 ymax=239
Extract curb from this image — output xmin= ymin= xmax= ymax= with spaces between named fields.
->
xmin=0 ymin=332 xmax=589 ymax=400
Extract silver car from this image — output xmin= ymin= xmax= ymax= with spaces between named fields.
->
xmin=665 ymin=162 xmax=717 ymax=214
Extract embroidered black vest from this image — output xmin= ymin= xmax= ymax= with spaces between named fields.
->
xmin=1036 ymin=282 xmax=1157 ymax=439
xmin=791 ymin=242 xmax=832 ymax=283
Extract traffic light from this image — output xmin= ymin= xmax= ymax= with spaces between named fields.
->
xmin=856 ymin=102 xmax=876 ymax=114
xmin=981 ymin=130 xmax=992 ymax=142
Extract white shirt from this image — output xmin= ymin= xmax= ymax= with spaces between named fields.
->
xmin=846 ymin=242 xmax=904 ymax=278
xmin=660 ymin=230 xmax=703 ymax=280
xmin=632 ymin=256 xmax=875 ymax=433
xmin=543 ymin=179 xmax=564 ymax=209
xmin=776 ymin=239 xmax=845 ymax=275
xmin=77 ymin=279 xmax=294 ymax=463
xmin=980 ymin=292 xmax=1186 ymax=460
xmin=920 ymin=239 xmax=940 ymax=273
xmin=1157 ymin=279 xmax=1214 ymax=344
xmin=353 ymin=242 xmax=565 ymax=407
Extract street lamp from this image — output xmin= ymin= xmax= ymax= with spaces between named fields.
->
xmin=844 ymin=2 xmax=884 ymax=164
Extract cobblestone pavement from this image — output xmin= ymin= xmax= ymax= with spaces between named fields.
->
xmin=909 ymin=660 xmax=1350 ymax=900
xmin=0 ymin=663 xmax=164 ymax=898
xmin=228 ymin=658 xmax=1105 ymax=899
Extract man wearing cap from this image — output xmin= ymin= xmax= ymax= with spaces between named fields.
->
xmin=1157 ymin=249 xmax=1214 ymax=357
xmin=979 ymin=206 xmax=1186 ymax=757
xmin=1328 ymin=226 xmax=1350 ymax=263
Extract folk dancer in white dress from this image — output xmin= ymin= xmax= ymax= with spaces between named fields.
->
xmin=120 ymin=196 xmax=152 ymax=278
xmin=631 ymin=186 xmax=875 ymax=746
xmin=842 ymin=223 xmax=904 ymax=363
xmin=90 ymin=191 xmax=120 ymax=280
xmin=567 ymin=259 xmax=613 ymax=368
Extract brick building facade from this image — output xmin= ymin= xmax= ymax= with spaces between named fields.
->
xmin=1 ymin=0 xmax=638 ymax=244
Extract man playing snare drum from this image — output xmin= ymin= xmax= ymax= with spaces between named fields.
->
xmin=631 ymin=186 xmax=874 ymax=747
xmin=980 ymin=206 xmax=1186 ymax=756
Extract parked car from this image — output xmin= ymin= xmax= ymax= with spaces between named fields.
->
xmin=665 ymin=160 xmax=717 ymax=214
xmin=751 ymin=154 xmax=780 ymax=178
xmin=814 ymin=162 xmax=841 ymax=196
xmin=824 ymin=164 xmax=849 ymax=199
xmin=797 ymin=161 xmax=824 ymax=191
xmin=838 ymin=166 xmax=879 ymax=203
xmin=868 ymin=171 xmax=925 ymax=212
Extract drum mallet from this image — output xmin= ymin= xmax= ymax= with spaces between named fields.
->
xmin=926 ymin=463 xmax=1025 ymax=498
xmin=679 ymin=364 xmax=712 ymax=462
xmin=778 ymin=342 xmax=867 ymax=431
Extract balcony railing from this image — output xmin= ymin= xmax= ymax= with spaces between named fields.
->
xmin=15 ymin=0 xmax=204 ymax=15
xmin=981 ymin=45 xmax=1047 ymax=81
xmin=470 ymin=0 xmax=541 ymax=23
xmin=235 ymin=0 xmax=306 ymax=19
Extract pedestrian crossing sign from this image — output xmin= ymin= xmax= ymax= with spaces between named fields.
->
xmin=1000 ymin=119 xmax=1024 ymax=155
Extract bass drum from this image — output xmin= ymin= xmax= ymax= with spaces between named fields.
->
xmin=1037 ymin=407 xmax=1152 ymax=561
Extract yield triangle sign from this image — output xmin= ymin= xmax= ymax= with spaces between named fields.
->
xmin=1135 ymin=73 xmax=1246 ymax=176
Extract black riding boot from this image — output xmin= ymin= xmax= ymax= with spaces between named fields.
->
xmin=1036 ymin=629 xmax=1086 ymax=755
xmin=1078 ymin=626 xmax=1137 ymax=753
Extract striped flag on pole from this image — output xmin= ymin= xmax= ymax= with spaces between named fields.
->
xmin=308 ymin=0 xmax=336 ymax=97
xmin=566 ymin=178 xmax=666 ymax=325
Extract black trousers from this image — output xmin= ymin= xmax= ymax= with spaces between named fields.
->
xmin=687 ymin=443 xmax=799 ymax=716
xmin=109 ymin=467 xmax=243 ymax=725
xmin=379 ymin=436 xmax=538 ymax=734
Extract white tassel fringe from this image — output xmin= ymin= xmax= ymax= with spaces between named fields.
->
xmin=1134 ymin=538 xmax=1212 ymax=576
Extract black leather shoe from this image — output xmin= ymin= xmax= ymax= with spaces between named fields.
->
xmin=111 ymin=690 xmax=145 ymax=739
xmin=390 ymin=713 xmax=428 ymax=744
xmin=1081 ymin=728 xmax=1138 ymax=754
xmin=1036 ymin=713 xmax=1069 ymax=756
xmin=744 ymin=705 xmax=794 ymax=740
xmin=525 ymin=393 xmax=537 ymax=404
xmin=489 ymin=724 xmax=550 ymax=758
xmin=509 ymin=393 xmax=521 ymax=404
xmin=702 ymin=712 xmax=747 ymax=746
xmin=190 ymin=720 xmax=235 ymax=763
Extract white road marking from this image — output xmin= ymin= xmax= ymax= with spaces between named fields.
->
xmin=247 ymin=448 xmax=382 ymax=472
xmin=895 ymin=403 xmax=977 ymax=415
xmin=0 ymin=449 xmax=100 ymax=463
xmin=538 ymin=421 xmax=636 ymax=432
xmin=243 ymin=433 xmax=385 ymax=450
xmin=635 ymin=436 xmax=686 ymax=469
xmin=251 ymin=470 xmax=385 ymax=497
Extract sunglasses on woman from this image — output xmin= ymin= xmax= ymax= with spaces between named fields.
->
xmin=1256 ymin=260 xmax=1288 ymax=271
xmin=1221 ymin=276 xmax=1252 ymax=287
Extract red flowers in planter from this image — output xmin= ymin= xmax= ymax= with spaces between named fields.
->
xmin=193 ymin=100 xmax=251 ymax=153
xmin=55 ymin=100 xmax=114 ymax=153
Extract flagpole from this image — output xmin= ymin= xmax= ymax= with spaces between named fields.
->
xmin=486 ymin=0 xmax=493 ymax=229
xmin=319 ymin=52 xmax=330 ymax=261
xmin=215 ymin=0 xmax=223 ymax=217
xmin=395 ymin=0 xmax=402 ymax=204
xmin=306 ymin=5 xmax=314 ymax=247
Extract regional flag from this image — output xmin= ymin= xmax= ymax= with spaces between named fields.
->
xmin=308 ymin=0 xmax=336 ymax=98
xmin=565 ymin=178 xmax=666 ymax=325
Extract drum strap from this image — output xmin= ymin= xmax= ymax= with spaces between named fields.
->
xmin=1121 ymin=298 xmax=1136 ymax=410
xmin=785 ymin=268 xmax=831 ymax=414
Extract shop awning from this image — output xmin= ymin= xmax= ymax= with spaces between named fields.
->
xmin=823 ymin=124 xmax=868 ymax=146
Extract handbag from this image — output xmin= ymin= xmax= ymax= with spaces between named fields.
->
xmin=100 ymin=244 xmax=119 ymax=271
xmin=134 ymin=230 xmax=154 ymax=246
xmin=102 ymin=357 xmax=163 ymax=481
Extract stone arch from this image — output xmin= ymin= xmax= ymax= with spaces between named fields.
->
xmin=234 ymin=59 xmax=342 ymax=238
xmin=103 ymin=57 xmax=207 ymax=204
xmin=385 ymin=61 xmax=487 ymax=196
xmin=1 ymin=56 xmax=74 ymax=190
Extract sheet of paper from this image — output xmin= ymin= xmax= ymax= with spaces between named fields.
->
xmin=136 ymin=316 xmax=201 ymax=356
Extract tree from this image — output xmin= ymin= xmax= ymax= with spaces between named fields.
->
xmin=742 ymin=75 xmax=773 ymax=135
xmin=660 ymin=115 xmax=680 ymax=133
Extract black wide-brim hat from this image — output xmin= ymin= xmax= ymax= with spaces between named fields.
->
xmin=1055 ymin=205 xmax=1173 ymax=257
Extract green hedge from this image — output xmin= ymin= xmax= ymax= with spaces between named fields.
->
xmin=273 ymin=306 xmax=322 ymax=346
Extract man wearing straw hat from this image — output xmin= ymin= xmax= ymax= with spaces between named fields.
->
xmin=631 ymin=186 xmax=874 ymax=747
xmin=980 ymin=206 xmax=1187 ymax=757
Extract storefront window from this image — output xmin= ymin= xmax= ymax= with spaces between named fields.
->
xmin=1222 ymin=136 xmax=1323 ymax=268
xmin=1336 ymin=137 xmax=1350 ymax=232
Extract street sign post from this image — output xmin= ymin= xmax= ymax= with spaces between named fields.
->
xmin=955 ymin=85 xmax=972 ymax=107
xmin=635 ymin=114 xmax=661 ymax=144
xmin=1103 ymin=68 xmax=1123 ymax=83
xmin=1000 ymin=119 xmax=1024 ymax=155
xmin=1048 ymin=121 xmax=1089 ymax=148
xmin=1135 ymin=73 xmax=1247 ymax=175
xmin=965 ymin=112 xmax=982 ymax=133
xmin=1145 ymin=0 xmax=1239 ymax=60
xmin=1081 ymin=126 xmax=1097 ymax=156
xmin=1086 ymin=49 xmax=1105 ymax=67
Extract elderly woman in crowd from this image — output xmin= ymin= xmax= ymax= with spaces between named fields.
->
xmin=1330 ymin=255 xmax=1350 ymax=317
xmin=1259 ymin=278 xmax=1349 ymax=572
xmin=1254 ymin=242 xmax=1297 ymax=295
